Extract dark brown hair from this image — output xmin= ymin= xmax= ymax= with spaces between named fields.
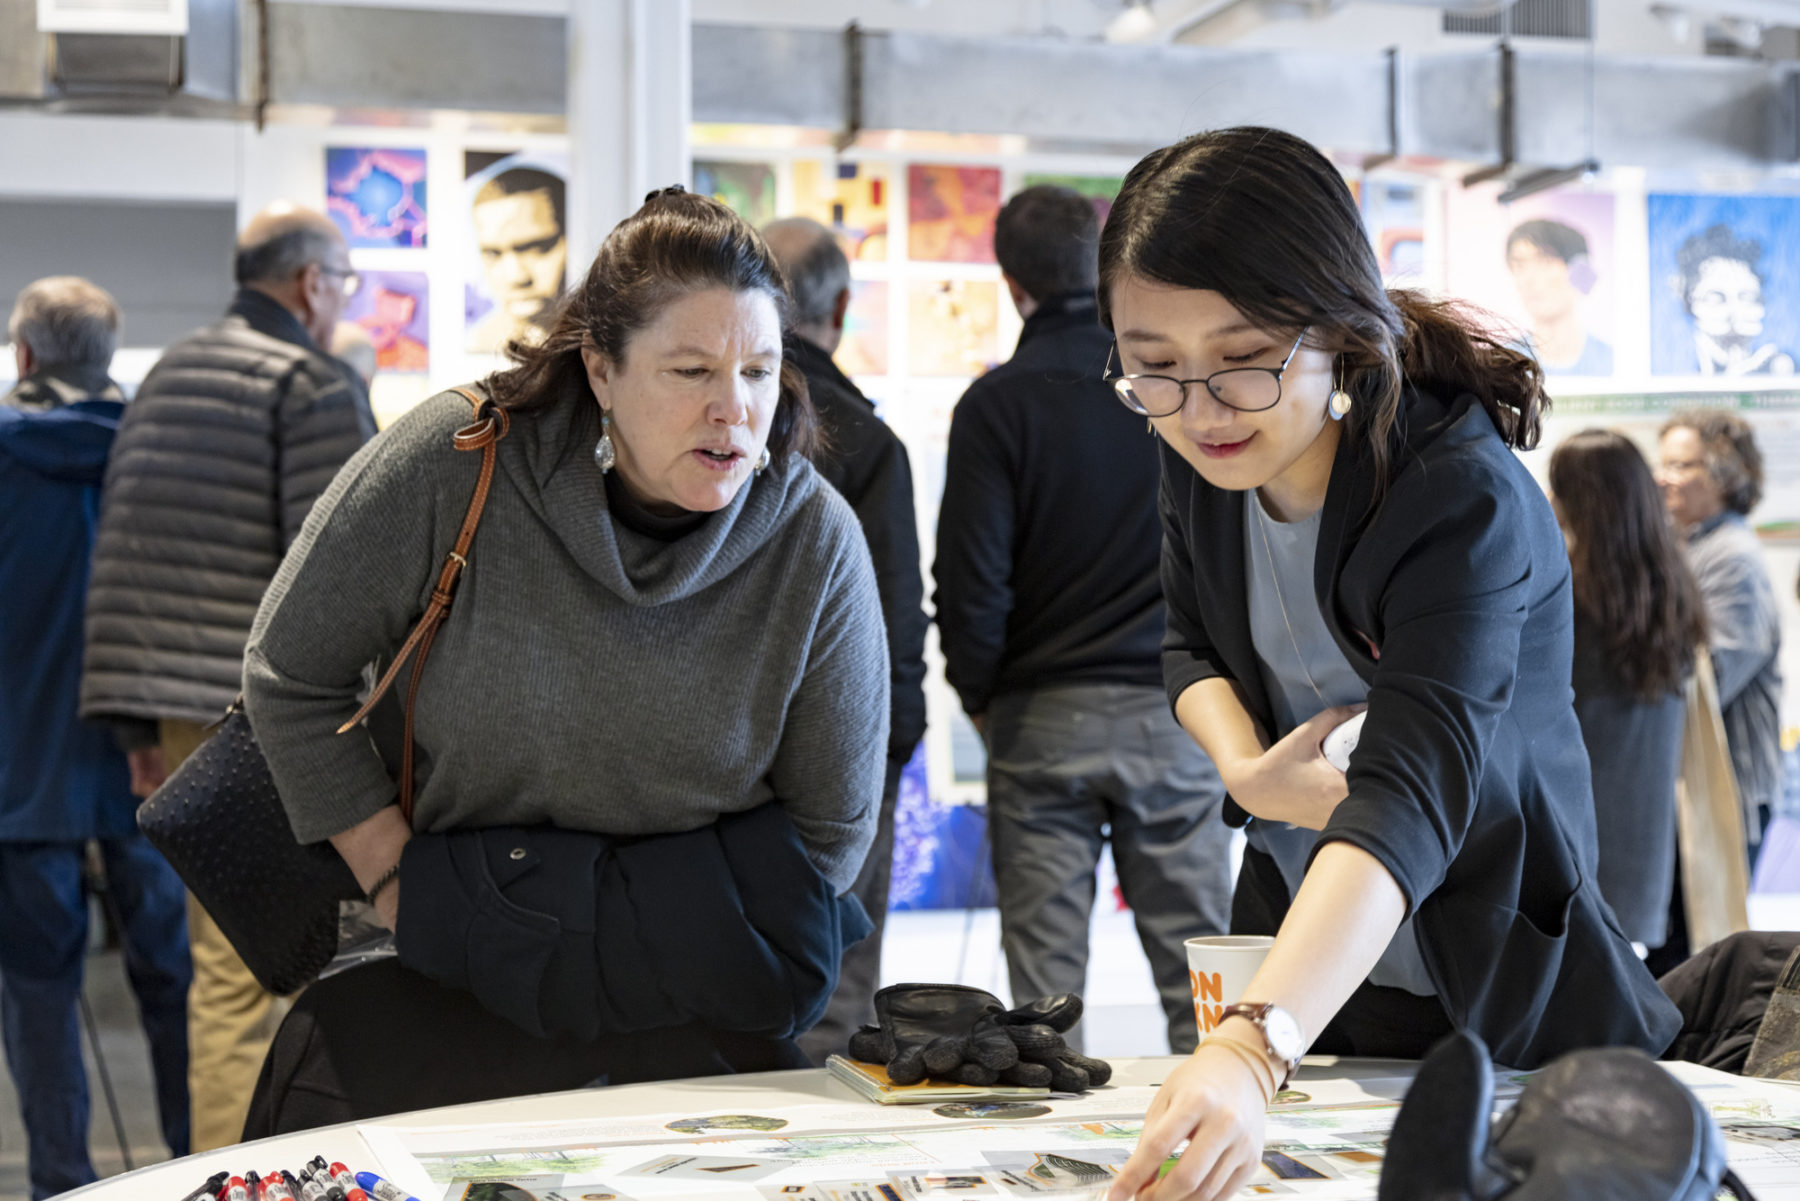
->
xmin=1660 ymin=408 xmax=1763 ymax=515
xmin=1550 ymin=429 xmax=1706 ymax=699
xmin=1096 ymin=127 xmax=1548 ymax=503
xmin=484 ymin=186 xmax=818 ymax=463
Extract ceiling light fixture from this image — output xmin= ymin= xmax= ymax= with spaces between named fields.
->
xmin=1496 ymin=158 xmax=1600 ymax=204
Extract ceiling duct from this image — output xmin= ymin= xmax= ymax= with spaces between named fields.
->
xmin=0 ymin=0 xmax=239 ymax=113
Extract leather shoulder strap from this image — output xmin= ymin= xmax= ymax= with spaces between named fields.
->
xmin=337 ymin=386 xmax=510 ymax=824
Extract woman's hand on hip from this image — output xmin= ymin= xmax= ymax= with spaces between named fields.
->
xmin=1224 ymin=704 xmax=1363 ymax=830
xmin=328 ymin=803 xmax=413 ymax=931
xmin=1108 ymin=1043 xmax=1268 ymax=1201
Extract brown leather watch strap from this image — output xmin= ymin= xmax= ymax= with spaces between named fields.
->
xmin=336 ymin=385 xmax=510 ymax=825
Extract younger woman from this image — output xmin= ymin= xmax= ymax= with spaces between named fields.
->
xmin=1098 ymin=129 xmax=1680 ymax=1201
xmin=1550 ymin=429 xmax=1705 ymax=948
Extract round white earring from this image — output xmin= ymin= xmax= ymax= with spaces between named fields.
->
xmin=593 ymin=411 xmax=617 ymax=472
xmin=1327 ymin=363 xmax=1354 ymax=421
xmin=754 ymin=447 xmax=771 ymax=473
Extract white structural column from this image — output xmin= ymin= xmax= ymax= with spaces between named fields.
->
xmin=566 ymin=0 xmax=693 ymax=270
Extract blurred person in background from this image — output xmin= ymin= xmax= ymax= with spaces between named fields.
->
xmin=934 ymin=184 xmax=1233 ymax=1055
xmin=1549 ymin=430 xmax=1706 ymax=957
xmin=763 ymin=216 xmax=928 ymax=1064
xmin=1 ymin=277 xmax=191 ymax=1199
xmin=333 ymin=320 xmax=378 ymax=389
xmin=78 ymin=203 xmax=376 ymax=1150
xmin=1658 ymin=411 xmax=1783 ymax=874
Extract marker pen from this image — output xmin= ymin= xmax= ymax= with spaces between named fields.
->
xmin=224 ymin=1177 xmax=251 ymax=1201
xmin=174 ymin=1172 xmax=229 ymax=1201
xmin=289 ymin=1170 xmax=328 ymax=1201
xmin=354 ymin=1172 xmax=421 ymax=1201
xmin=328 ymin=1161 xmax=372 ymax=1201
xmin=311 ymin=1170 xmax=350 ymax=1201
xmin=262 ymin=1173 xmax=297 ymax=1201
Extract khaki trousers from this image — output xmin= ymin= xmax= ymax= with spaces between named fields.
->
xmin=160 ymin=719 xmax=291 ymax=1151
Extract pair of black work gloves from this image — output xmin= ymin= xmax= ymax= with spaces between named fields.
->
xmin=848 ymin=984 xmax=1113 ymax=1092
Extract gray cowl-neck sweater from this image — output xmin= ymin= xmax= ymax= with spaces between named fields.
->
xmin=244 ymin=385 xmax=888 ymax=892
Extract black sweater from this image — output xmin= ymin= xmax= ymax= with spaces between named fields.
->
xmin=933 ymin=293 xmax=1164 ymax=716
xmin=790 ymin=336 xmax=929 ymax=764
xmin=1160 ymin=387 xmax=1680 ymax=1068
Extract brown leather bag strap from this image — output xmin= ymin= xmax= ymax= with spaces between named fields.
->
xmin=336 ymin=386 xmax=510 ymax=825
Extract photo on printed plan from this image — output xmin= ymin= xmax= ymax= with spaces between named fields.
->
xmin=464 ymin=150 xmax=570 ymax=355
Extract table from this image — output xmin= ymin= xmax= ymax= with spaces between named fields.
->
xmin=60 ymin=1056 xmax=1800 ymax=1200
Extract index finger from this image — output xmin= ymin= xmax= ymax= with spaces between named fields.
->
xmin=1108 ymin=1105 xmax=1195 ymax=1201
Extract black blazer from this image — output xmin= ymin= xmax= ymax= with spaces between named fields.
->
xmin=1159 ymin=388 xmax=1680 ymax=1068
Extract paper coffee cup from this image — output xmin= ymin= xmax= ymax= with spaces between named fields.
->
xmin=1185 ymin=935 xmax=1275 ymax=1039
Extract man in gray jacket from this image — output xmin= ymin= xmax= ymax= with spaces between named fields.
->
xmin=80 ymin=202 xmax=374 ymax=1150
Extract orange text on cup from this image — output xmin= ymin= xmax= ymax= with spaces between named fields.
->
xmin=1189 ymin=969 xmax=1224 ymax=1032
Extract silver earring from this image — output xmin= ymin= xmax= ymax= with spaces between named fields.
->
xmin=754 ymin=447 xmax=771 ymax=473
xmin=1327 ymin=364 xmax=1354 ymax=421
xmin=594 ymin=411 xmax=616 ymax=472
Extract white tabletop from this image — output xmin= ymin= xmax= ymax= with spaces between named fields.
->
xmin=57 ymin=1056 xmax=1289 ymax=1200
xmin=59 ymin=1055 xmax=1800 ymax=1201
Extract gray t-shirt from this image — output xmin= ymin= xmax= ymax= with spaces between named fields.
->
xmin=1244 ymin=489 xmax=1436 ymax=996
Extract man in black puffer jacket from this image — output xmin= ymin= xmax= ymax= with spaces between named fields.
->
xmin=79 ymin=202 xmax=374 ymax=1151
xmin=763 ymin=216 xmax=929 ymax=1066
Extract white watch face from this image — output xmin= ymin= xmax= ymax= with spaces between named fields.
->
xmin=1262 ymin=1007 xmax=1305 ymax=1063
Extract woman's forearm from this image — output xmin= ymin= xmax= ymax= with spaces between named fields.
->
xmin=1218 ymin=841 xmax=1408 ymax=1067
xmin=328 ymin=803 xmax=413 ymax=927
xmin=1174 ymin=678 xmax=1270 ymax=788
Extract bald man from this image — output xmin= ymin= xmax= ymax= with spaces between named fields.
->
xmin=763 ymin=218 xmax=928 ymax=1064
xmin=80 ymin=202 xmax=375 ymax=1149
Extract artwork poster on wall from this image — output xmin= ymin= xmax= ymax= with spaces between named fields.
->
xmin=792 ymin=160 xmax=890 ymax=261
xmin=1359 ymin=178 xmax=1429 ymax=287
xmin=1647 ymin=193 xmax=1800 ymax=378
xmin=345 ymin=270 xmax=429 ymax=374
xmin=1444 ymin=183 xmax=1617 ymax=378
xmin=695 ymin=160 xmax=779 ymax=227
xmin=325 ymin=147 xmax=429 ymax=249
xmin=907 ymin=164 xmax=1002 ymax=264
xmin=837 ymin=280 xmax=890 ymax=378
xmin=464 ymin=150 xmax=569 ymax=356
xmin=907 ymin=279 xmax=999 ymax=378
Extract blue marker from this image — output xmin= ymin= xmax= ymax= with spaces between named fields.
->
xmin=354 ymin=1173 xmax=420 ymax=1201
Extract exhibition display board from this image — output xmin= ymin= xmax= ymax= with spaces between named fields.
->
xmin=55 ymin=1057 xmax=1800 ymax=1201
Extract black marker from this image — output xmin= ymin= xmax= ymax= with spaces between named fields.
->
xmin=174 ymin=1173 xmax=230 ymax=1201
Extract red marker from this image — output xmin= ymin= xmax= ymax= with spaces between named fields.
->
xmin=262 ymin=1174 xmax=297 ymax=1201
xmin=328 ymin=1162 xmax=372 ymax=1201
xmin=223 ymin=1178 xmax=251 ymax=1201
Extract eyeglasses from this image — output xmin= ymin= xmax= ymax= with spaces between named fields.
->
xmin=319 ymin=266 xmax=361 ymax=297
xmin=1106 ymin=326 xmax=1310 ymax=417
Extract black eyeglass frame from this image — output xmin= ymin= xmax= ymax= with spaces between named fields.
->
xmin=1105 ymin=326 xmax=1311 ymax=417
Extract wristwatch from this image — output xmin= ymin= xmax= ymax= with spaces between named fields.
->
xmin=1219 ymin=1002 xmax=1305 ymax=1090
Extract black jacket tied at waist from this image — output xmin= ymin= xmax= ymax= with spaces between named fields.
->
xmin=395 ymin=802 xmax=873 ymax=1041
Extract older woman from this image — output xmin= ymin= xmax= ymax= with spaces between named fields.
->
xmin=240 ymin=189 xmax=887 ymax=1129
xmin=1657 ymin=411 xmax=1783 ymax=860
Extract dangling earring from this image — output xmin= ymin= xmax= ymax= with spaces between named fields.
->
xmin=754 ymin=447 xmax=771 ymax=473
xmin=593 ymin=410 xmax=617 ymax=472
xmin=1327 ymin=361 xmax=1354 ymax=421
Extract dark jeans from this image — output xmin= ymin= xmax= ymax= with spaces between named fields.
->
xmin=245 ymin=958 xmax=810 ymax=1138
xmin=799 ymin=754 xmax=905 ymax=1065
xmin=0 ymin=837 xmax=191 ymax=1200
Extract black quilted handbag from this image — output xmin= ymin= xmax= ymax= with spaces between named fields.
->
xmin=1379 ymin=1030 xmax=1757 ymax=1201
xmin=137 ymin=388 xmax=508 ymax=995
